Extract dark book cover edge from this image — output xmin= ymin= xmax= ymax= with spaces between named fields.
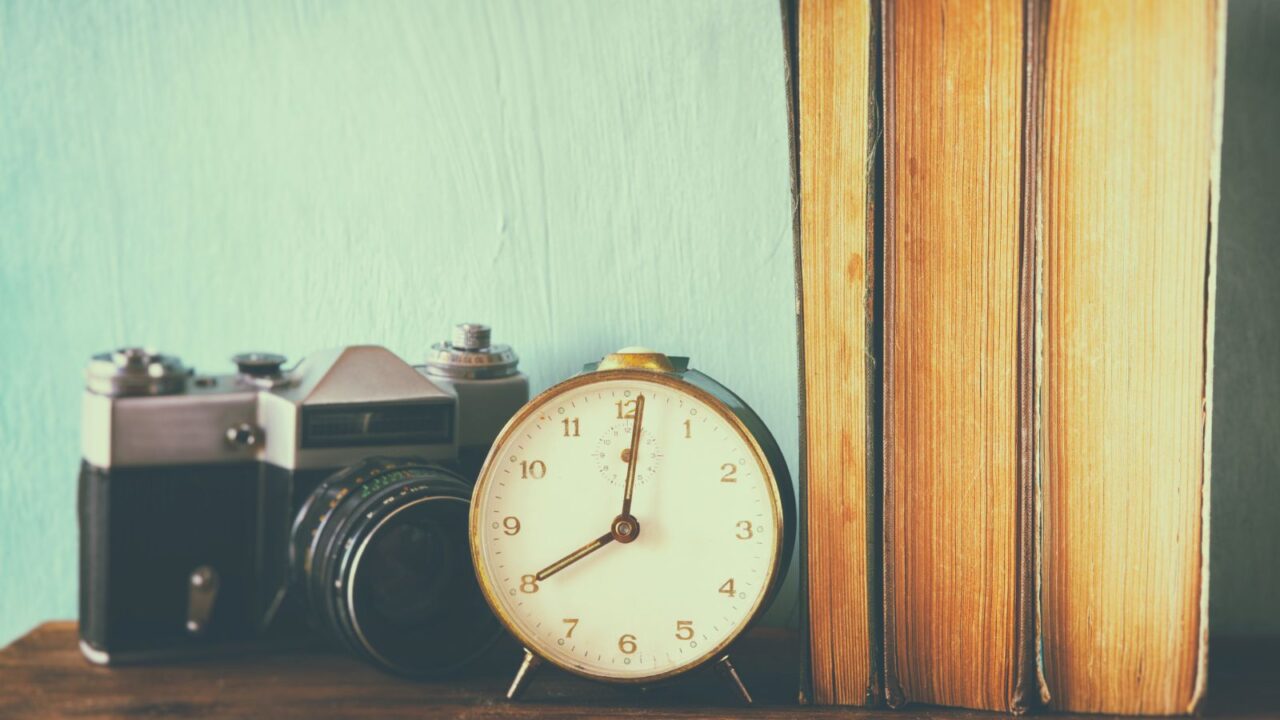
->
xmin=779 ymin=0 xmax=813 ymax=706
xmin=878 ymin=0 xmax=905 ymax=709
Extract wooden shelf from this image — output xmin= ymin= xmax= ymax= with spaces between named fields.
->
xmin=0 ymin=623 xmax=1274 ymax=719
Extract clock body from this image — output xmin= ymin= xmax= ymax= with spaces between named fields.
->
xmin=469 ymin=354 xmax=794 ymax=684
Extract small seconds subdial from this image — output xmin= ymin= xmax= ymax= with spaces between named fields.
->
xmin=470 ymin=363 xmax=788 ymax=686
xmin=592 ymin=421 xmax=662 ymax=487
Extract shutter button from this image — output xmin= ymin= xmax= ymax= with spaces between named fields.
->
xmin=232 ymin=353 xmax=287 ymax=377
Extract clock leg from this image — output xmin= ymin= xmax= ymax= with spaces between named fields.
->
xmin=716 ymin=654 xmax=753 ymax=704
xmin=505 ymin=648 xmax=543 ymax=701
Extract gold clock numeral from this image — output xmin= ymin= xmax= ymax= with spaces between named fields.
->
xmin=719 ymin=578 xmax=736 ymax=597
xmin=519 ymin=575 xmax=539 ymax=593
xmin=562 ymin=417 xmax=580 ymax=437
xmin=683 ymin=419 xmax=692 ymax=438
xmin=563 ymin=618 xmax=579 ymax=638
xmin=675 ymin=620 xmax=694 ymax=640
xmin=720 ymin=463 xmax=738 ymax=482
xmin=735 ymin=520 xmax=753 ymax=540
xmin=615 ymin=399 xmax=637 ymax=419
xmin=618 ymin=634 xmax=637 ymax=654
xmin=519 ymin=460 xmax=547 ymax=479
xmin=502 ymin=516 xmax=521 ymax=535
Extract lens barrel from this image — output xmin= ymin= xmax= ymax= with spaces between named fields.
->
xmin=291 ymin=457 xmax=500 ymax=676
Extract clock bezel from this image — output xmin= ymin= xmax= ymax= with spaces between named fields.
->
xmin=469 ymin=366 xmax=791 ymax=686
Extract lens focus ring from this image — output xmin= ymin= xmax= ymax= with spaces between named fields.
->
xmin=290 ymin=457 xmax=501 ymax=676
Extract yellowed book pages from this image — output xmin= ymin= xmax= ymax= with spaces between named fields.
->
xmin=881 ymin=0 xmax=1030 ymax=712
xmin=793 ymin=0 xmax=879 ymax=706
xmin=1040 ymin=0 xmax=1224 ymax=714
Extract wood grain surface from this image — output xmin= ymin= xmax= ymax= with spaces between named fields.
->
xmin=1 ymin=624 xmax=1277 ymax=719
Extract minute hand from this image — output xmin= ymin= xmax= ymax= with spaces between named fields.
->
xmin=620 ymin=393 xmax=646 ymax=518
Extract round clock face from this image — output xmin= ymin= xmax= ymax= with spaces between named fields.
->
xmin=471 ymin=371 xmax=783 ymax=682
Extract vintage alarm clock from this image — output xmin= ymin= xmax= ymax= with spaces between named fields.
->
xmin=470 ymin=348 xmax=795 ymax=702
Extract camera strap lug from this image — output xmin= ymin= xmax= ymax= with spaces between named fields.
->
xmin=186 ymin=566 xmax=220 ymax=635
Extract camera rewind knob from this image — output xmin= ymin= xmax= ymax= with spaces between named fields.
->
xmin=85 ymin=347 xmax=189 ymax=397
xmin=451 ymin=323 xmax=491 ymax=351
xmin=424 ymin=324 xmax=519 ymax=380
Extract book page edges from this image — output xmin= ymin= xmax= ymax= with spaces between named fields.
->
xmin=790 ymin=0 xmax=882 ymax=705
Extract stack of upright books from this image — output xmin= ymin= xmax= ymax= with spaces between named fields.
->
xmin=787 ymin=0 xmax=1224 ymax=714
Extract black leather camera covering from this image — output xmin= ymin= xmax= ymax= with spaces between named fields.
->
xmin=77 ymin=461 xmax=295 ymax=659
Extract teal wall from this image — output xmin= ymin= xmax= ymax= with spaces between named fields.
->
xmin=0 ymin=0 xmax=799 ymax=646
xmin=2 ymin=0 xmax=1276 ymax=649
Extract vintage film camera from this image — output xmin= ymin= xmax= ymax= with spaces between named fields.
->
xmin=78 ymin=324 xmax=527 ymax=675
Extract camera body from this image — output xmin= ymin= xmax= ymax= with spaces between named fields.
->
xmin=78 ymin=325 xmax=526 ymax=669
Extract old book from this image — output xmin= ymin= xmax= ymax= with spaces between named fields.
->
xmin=793 ymin=0 xmax=1223 ymax=714
xmin=786 ymin=0 xmax=882 ymax=706
xmin=881 ymin=0 xmax=1040 ymax=712
xmin=1038 ymin=0 xmax=1225 ymax=714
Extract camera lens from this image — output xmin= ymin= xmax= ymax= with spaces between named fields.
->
xmin=291 ymin=457 xmax=500 ymax=676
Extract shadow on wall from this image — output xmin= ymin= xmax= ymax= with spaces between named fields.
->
xmin=1210 ymin=0 xmax=1280 ymax=638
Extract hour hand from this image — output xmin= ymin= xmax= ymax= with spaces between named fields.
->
xmin=534 ymin=531 xmax=615 ymax=582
